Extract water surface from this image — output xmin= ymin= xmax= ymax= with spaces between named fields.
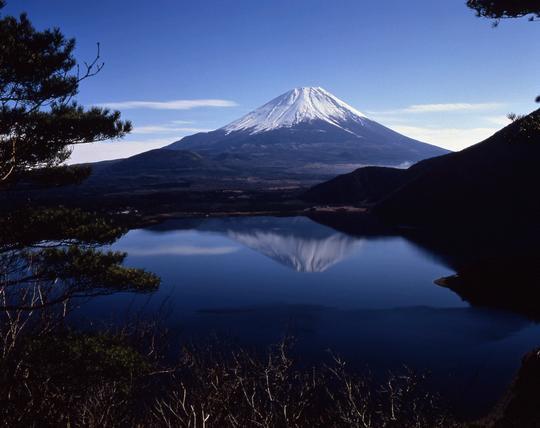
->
xmin=76 ymin=216 xmax=540 ymax=417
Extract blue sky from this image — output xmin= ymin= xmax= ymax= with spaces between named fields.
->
xmin=5 ymin=0 xmax=539 ymax=162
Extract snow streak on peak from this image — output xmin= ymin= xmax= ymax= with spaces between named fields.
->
xmin=222 ymin=87 xmax=368 ymax=135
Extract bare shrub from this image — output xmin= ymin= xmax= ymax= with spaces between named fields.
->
xmin=150 ymin=340 xmax=450 ymax=428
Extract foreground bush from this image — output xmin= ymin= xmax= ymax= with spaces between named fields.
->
xmin=152 ymin=340 xmax=449 ymax=428
xmin=0 ymin=324 xmax=451 ymax=428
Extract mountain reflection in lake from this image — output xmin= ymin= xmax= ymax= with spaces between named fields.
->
xmin=227 ymin=230 xmax=359 ymax=272
xmin=74 ymin=216 xmax=540 ymax=417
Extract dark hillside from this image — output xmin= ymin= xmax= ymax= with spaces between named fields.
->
xmin=375 ymin=109 xmax=540 ymax=227
xmin=302 ymin=166 xmax=409 ymax=205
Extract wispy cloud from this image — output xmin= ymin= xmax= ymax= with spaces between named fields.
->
xmin=67 ymin=118 xmax=214 ymax=164
xmin=402 ymin=102 xmax=503 ymax=113
xmin=369 ymin=102 xmax=503 ymax=115
xmin=98 ymin=99 xmax=238 ymax=110
xmin=386 ymin=124 xmax=499 ymax=151
xmin=484 ymin=115 xmax=512 ymax=126
xmin=132 ymin=125 xmax=211 ymax=134
xmin=67 ymin=138 xmax=174 ymax=164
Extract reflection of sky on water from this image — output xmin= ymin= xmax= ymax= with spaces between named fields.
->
xmin=118 ymin=242 xmax=240 ymax=257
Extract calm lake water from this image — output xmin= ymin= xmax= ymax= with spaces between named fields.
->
xmin=76 ymin=216 xmax=540 ymax=417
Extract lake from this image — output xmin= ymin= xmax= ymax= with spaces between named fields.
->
xmin=75 ymin=215 xmax=540 ymax=417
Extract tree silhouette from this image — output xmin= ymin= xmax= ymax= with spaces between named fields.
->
xmin=0 ymin=3 xmax=158 ymax=312
xmin=467 ymin=0 xmax=540 ymax=24
xmin=0 ymin=207 xmax=159 ymax=311
xmin=467 ymin=0 xmax=539 ymax=103
xmin=0 ymin=2 xmax=131 ymax=188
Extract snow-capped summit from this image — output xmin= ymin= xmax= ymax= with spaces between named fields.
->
xmin=166 ymin=86 xmax=449 ymax=170
xmin=223 ymin=87 xmax=368 ymax=135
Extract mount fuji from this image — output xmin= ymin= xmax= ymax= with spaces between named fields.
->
xmin=81 ymin=87 xmax=449 ymax=194
xmin=166 ymin=87 xmax=448 ymax=168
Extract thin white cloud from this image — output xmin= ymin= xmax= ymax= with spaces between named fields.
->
xmin=403 ymin=102 xmax=503 ymax=113
xmin=484 ymin=115 xmax=512 ymax=126
xmin=387 ymin=124 xmax=499 ymax=151
xmin=98 ymin=99 xmax=238 ymax=110
xmin=67 ymin=138 xmax=174 ymax=164
xmin=132 ymin=125 xmax=211 ymax=134
xmin=67 ymin=117 xmax=214 ymax=164
xmin=368 ymin=102 xmax=503 ymax=115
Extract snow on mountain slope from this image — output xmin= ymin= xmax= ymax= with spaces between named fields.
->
xmin=223 ymin=87 xmax=368 ymax=135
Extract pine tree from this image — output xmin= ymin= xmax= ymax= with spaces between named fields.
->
xmin=0 ymin=2 xmax=158 ymax=311
xmin=0 ymin=1 xmax=131 ymax=188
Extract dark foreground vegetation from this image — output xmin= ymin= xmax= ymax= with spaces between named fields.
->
xmin=1 ymin=311 xmax=453 ymax=427
xmin=2 ymin=312 xmax=540 ymax=427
